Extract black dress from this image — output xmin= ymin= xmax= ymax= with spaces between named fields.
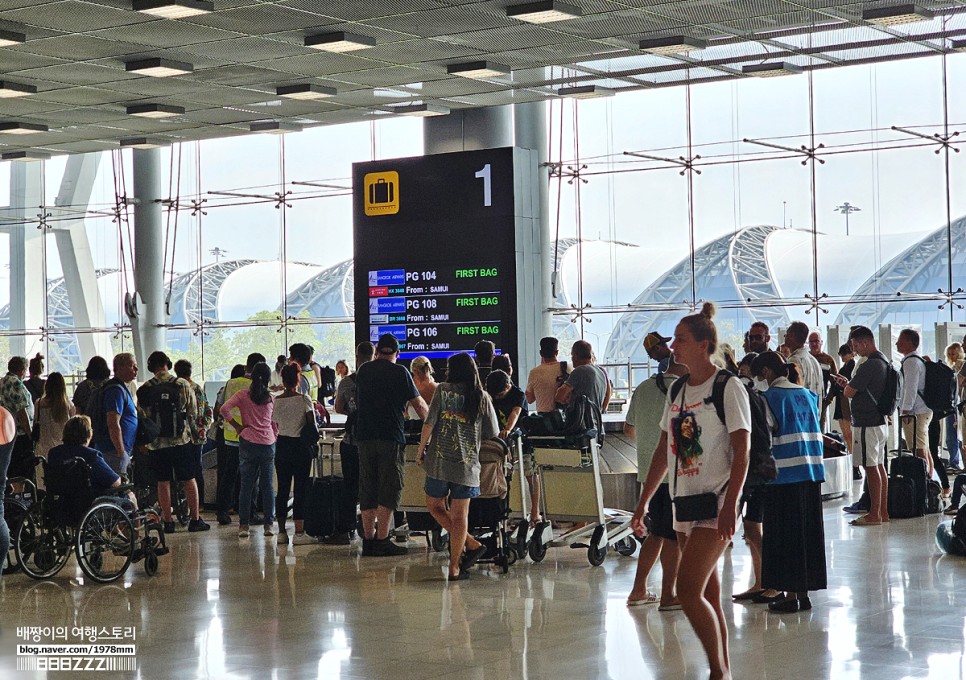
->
xmin=832 ymin=359 xmax=855 ymax=421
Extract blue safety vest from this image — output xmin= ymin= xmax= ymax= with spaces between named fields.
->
xmin=762 ymin=385 xmax=826 ymax=485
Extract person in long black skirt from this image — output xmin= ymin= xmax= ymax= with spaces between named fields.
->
xmin=752 ymin=351 xmax=828 ymax=612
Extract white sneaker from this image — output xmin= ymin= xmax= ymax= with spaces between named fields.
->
xmin=264 ymin=525 xmax=275 ymax=537
xmin=277 ymin=531 xmax=289 ymax=545
xmin=238 ymin=526 xmax=250 ymax=538
xmin=292 ymin=533 xmax=316 ymax=546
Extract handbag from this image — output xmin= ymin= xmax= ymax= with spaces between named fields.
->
xmin=299 ymin=413 xmax=320 ymax=445
xmin=670 ymin=379 xmax=720 ymax=522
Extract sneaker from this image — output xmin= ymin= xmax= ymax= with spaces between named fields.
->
xmin=374 ymin=537 xmax=409 ymax=557
xmin=188 ymin=518 xmax=211 ymax=533
xmin=852 ymin=467 xmax=863 ymax=481
xmin=264 ymin=525 xmax=275 ymax=537
xmin=945 ymin=506 xmax=960 ymax=516
xmin=217 ymin=513 xmax=232 ymax=526
xmin=163 ymin=521 xmax=176 ymax=534
xmin=238 ymin=526 xmax=250 ymax=538
xmin=361 ymin=538 xmax=376 ymax=556
xmin=322 ymin=532 xmax=352 ymax=545
xmin=843 ymin=501 xmax=867 ymax=515
xmin=277 ymin=531 xmax=289 ymax=545
xmin=292 ymin=533 xmax=316 ymax=546
xmin=460 ymin=545 xmax=487 ymax=571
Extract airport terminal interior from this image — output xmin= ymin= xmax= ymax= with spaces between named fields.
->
xmin=2 ymin=0 xmax=966 ymax=678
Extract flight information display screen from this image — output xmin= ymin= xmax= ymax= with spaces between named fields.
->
xmin=353 ymin=148 xmax=517 ymax=362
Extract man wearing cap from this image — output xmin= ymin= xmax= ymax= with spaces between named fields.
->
xmin=525 ymin=336 xmax=569 ymax=413
xmin=355 ymin=334 xmax=429 ymax=556
xmin=643 ymin=332 xmax=672 ymax=374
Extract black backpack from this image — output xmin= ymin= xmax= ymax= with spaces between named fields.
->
xmin=88 ymin=378 xmax=126 ymax=441
xmin=869 ymin=354 xmax=902 ymax=418
xmin=904 ymin=355 xmax=957 ymax=418
xmin=136 ymin=376 xmax=187 ymax=441
xmin=670 ymin=371 xmax=777 ymax=485
xmin=954 ymin=504 xmax=966 ymax=544
xmin=317 ymin=364 xmax=337 ymax=399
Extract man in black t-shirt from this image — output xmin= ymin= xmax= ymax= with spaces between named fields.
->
xmin=356 ymin=334 xmax=428 ymax=556
xmin=474 ymin=340 xmax=495 ymax=385
xmin=485 ymin=370 xmax=528 ymax=438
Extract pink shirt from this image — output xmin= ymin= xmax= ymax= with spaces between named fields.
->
xmin=221 ymin=389 xmax=277 ymax=445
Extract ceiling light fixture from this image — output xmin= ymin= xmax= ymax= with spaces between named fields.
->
xmin=276 ymin=84 xmax=337 ymax=100
xmin=0 ymin=29 xmax=27 ymax=47
xmin=0 ymin=81 xmax=38 ymax=98
xmin=125 ymin=57 xmax=194 ymax=77
xmin=506 ymin=1 xmax=581 ymax=24
xmin=639 ymin=36 xmax=707 ymax=55
xmin=304 ymin=31 xmax=375 ymax=53
xmin=132 ymin=0 xmax=213 ymax=19
xmin=446 ymin=61 xmax=512 ymax=79
xmin=126 ymin=103 xmax=185 ymax=118
xmin=861 ymin=4 xmax=934 ymax=26
xmin=557 ymin=84 xmax=615 ymax=99
xmin=395 ymin=103 xmax=450 ymax=117
xmin=0 ymin=121 xmax=48 ymax=135
xmin=742 ymin=62 xmax=803 ymax=77
xmin=2 ymin=150 xmax=50 ymax=162
xmin=120 ymin=136 xmax=168 ymax=149
xmin=249 ymin=121 xmax=303 ymax=134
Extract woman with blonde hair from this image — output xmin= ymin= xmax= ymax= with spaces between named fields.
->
xmin=34 ymin=372 xmax=75 ymax=460
xmin=947 ymin=342 xmax=965 ymax=471
xmin=634 ymin=302 xmax=750 ymax=680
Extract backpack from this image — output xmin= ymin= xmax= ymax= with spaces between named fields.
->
xmin=954 ymin=504 xmax=966 ymax=544
xmin=88 ymin=378 xmax=126 ymax=441
xmin=905 ymin=355 xmax=957 ymax=418
xmin=655 ymin=372 xmax=670 ymax=395
xmin=670 ymin=370 xmax=777 ymax=485
xmin=869 ymin=354 xmax=902 ymax=418
xmin=317 ymin=364 xmax=337 ymax=399
xmin=136 ymin=376 xmax=187 ymax=441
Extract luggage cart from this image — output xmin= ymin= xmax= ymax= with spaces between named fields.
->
xmin=523 ymin=433 xmax=636 ymax=566
xmin=507 ymin=433 xmax=551 ymax=561
xmin=395 ymin=435 xmax=447 ymax=551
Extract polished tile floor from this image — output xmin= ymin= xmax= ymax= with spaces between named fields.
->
xmin=1 ymin=484 xmax=964 ymax=680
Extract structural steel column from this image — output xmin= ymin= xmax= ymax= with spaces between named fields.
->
xmin=131 ymin=148 xmax=165 ymax=366
xmin=8 ymin=162 xmax=46 ymax=358
xmin=423 ymin=105 xmax=513 ymax=155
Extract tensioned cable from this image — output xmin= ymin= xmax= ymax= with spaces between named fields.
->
xmin=685 ymin=77 xmax=697 ymax=309
xmin=941 ymin=18 xmax=955 ymax=322
xmin=573 ymin=97 xmax=586 ymax=338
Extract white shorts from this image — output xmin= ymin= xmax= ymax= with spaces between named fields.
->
xmin=853 ymin=425 xmax=888 ymax=467
xmin=672 ymin=492 xmax=727 ymax=536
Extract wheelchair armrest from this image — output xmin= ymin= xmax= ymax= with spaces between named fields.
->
xmin=110 ymin=484 xmax=135 ymax=495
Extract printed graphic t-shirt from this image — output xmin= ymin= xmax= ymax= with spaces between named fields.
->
xmin=423 ymin=382 xmax=499 ymax=488
xmin=660 ymin=371 xmax=751 ymax=499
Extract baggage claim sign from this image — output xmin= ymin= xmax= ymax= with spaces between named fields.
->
xmin=353 ymin=148 xmax=518 ymax=362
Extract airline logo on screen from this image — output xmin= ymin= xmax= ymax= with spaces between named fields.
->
xmin=363 ymin=171 xmax=399 ymax=216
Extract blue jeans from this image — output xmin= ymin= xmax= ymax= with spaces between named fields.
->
xmin=238 ymin=440 xmax=275 ymax=526
xmin=0 ymin=440 xmax=15 ymax=569
xmin=945 ymin=413 xmax=961 ymax=468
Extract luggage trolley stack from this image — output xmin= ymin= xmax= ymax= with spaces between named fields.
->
xmin=520 ymin=432 xmax=636 ymax=566
xmin=396 ymin=426 xmax=447 ymax=551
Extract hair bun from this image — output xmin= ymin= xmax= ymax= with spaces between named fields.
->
xmin=700 ymin=302 xmax=716 ymax=319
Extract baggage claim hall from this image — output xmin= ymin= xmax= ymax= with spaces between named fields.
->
xmin=1 ymin=1 xmax=966 ymax=678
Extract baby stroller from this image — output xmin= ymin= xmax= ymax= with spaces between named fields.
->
xmin=466 ymin=438 xmax=518 ymax=573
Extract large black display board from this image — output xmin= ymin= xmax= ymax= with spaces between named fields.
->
xmin=353 ymin=148 xmax=517 ymax=362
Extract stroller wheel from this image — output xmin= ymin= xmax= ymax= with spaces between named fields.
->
xmin=615 ymin=536 xmax=637 ymax=557
xmin=506 ymin=546 xmax=518 ymax=566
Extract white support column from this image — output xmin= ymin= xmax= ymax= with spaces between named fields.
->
xmin=131 ymin=148 xmax=165 ymax=366
xmin=53 ymin=153 xmax=112 ymax=363
xmin=8 ymin=162 xmax=46 ymax=357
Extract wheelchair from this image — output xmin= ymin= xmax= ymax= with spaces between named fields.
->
xmin=14 ymin=457 xmax=168 ymax=583
xmin=4 ymin=473 xmax=41 ymax=575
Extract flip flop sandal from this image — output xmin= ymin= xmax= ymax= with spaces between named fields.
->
xmin=627 ymin=593 xmax=659 ymax=607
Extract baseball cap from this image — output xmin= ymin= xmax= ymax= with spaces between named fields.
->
xmin=376 ymin=333 xmax=399 ymax=355
xmin=643 ymin=331 xmax=671 ymax=352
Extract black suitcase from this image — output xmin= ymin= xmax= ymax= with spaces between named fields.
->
xmin=889 ymin=451 xmax=927 ymax=517
xmin=303 ymin=439 xmax=346 ymax=538
xmin=888 ymin=475 xmax=918 ymax=519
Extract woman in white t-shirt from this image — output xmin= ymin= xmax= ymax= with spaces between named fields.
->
xmin=633 ymin=302 xmax=750 ymax=680
xmin=272 ymin=364 xmax=317 ymax=545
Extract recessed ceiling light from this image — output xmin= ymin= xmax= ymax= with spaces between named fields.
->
xmin=120 ymin=136 xmax=169 ymax=149
xmin=639 ymin=36 xmax=708 ymax=55
xmin=557 ymin=84 xmax=615 ymax=99
xmin=862 ymin=4 xmax=934 ymax=26
xmin=276 ymin=84 xmax=337 ymax=100
xmin=249 ymin=121 xmax=303 ymax=134
xmin=304 ymin=31 xmax=375 ymax=53
xmin=446 ymin=61 xmax=512 ymax=79
xmin=0 ymin=29 xmax=27 ymax=47
xmin=506 ymin=1 xmax=581 ymax=24
xmin=742 ymin=62 xmax=803 ymax=77
xmin=132 ymin=0 xmax=213 ymax=19
xmin=126 ymin=103 xmax=185 ymax=118
xmin=2 ymin=150 xmax=50 ymax=161
xmin=953 ymin=39 xmax=966 ymax=51
xmin=0 ymin=121 xmax=48 ymax=135
xmin=0 ymin=81 xmax=38 ymax=98
xmin=394 ymin=103 xmax=450 ymax=117
xmin=125 ymin=57 xmax=194 ymax=77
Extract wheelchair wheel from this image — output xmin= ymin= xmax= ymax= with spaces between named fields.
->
xmin=3 ymin=497 xmax=28 ymax=574
xmin=528 ymin=537 xmax=547 ymax=563
xmin=506 ymin=546 xmax=518 ymax=566
xmin=15 ymin=504 xmax=72 ymax=579
xmin=615 ymin=536 xmax=637 ymax=557
xmin=143 ymin=551 xmax=159 ymax=577
xmin=75 ymin=502 xmax=134 ymax=584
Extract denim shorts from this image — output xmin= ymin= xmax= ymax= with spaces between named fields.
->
xmin=424 ymin=475 xmax=480 ymax=500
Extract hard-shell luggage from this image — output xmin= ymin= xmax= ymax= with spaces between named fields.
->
xmin=889 ymin=452 xmax=927 ymax=517
xmin=888 ymin=475 xmax=918 ymax=519
xmin=303 ymin=438 xmax=348 ymax=538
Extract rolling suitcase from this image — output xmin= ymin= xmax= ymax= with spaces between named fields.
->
xmin=888 ymin=475 xmax=918 ymax=519
xmin=303 ymin=439 xmax=345 ymax=538
xmin=889 ymin=442 xmax=927 ymax=518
